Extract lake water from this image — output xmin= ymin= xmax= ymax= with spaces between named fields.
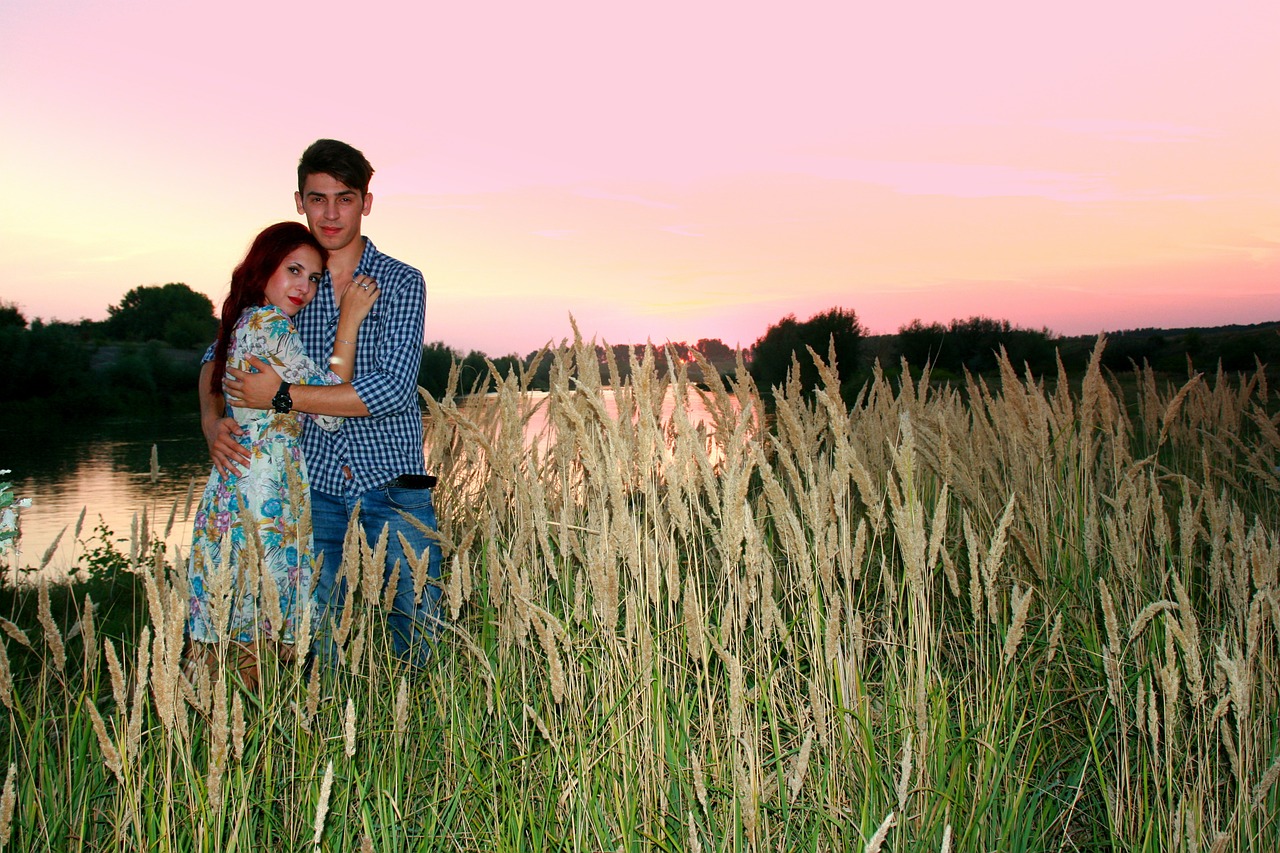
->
xmin=1 ymin=413 xmax=212 ymax=577
xmin=1 ymin=390 xmax=733 ymax=578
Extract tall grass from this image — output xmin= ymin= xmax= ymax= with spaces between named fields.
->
xmin=2 ymin=335 xmax=1279 ymax=851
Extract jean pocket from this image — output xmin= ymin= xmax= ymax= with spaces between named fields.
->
xmin=383 ymin=486 xmax=435 ymax=512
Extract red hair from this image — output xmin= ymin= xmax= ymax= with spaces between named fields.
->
xmin=209 ymin=222 xmax=328 ymax=396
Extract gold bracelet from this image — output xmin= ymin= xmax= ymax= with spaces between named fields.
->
xmin=336 ymin=338 xmax=357 ymax=345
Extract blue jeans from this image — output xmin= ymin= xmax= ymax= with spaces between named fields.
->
xmin=310 ymin=483 xmax=443 ymax=669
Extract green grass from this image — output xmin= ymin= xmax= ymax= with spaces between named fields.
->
xmin=2 ymin=340 xmax=1279 ymax=851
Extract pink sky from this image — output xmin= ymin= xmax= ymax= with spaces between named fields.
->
xmin=1 ymin=0 xmax=1278 ymax=357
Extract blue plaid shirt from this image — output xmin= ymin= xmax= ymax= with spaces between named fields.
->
xmin=297 ymin=237 xmax=428 ymax=497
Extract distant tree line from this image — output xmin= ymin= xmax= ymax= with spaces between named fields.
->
xmin=749 ymin=308 xmax=865 ymax=402
xmin=417 ymin=338 xmax=745 ymax=400
xmin=1 ymin=285 xmax=216 ymax=415
xmin=6 ymin=281 xmax=1279 ymax=418
xmin=896 ymin=316 xmax=1058 ymax=377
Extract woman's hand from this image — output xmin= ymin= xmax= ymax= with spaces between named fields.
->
xmin=339 ymin=273 xmax=380 ymax=324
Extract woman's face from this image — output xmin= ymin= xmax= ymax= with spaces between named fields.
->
xmin=263 ymin=246 xmax=324 ymax=317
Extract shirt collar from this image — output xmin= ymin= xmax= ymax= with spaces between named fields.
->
xmin=319 ymin=236 xmax=378 ymax=289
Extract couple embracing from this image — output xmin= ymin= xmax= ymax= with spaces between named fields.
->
xmin=188 ymin=139 xmax=442 ymax=683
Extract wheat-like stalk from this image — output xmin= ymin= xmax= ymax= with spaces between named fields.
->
xmin=84 ymin=697 xmax=124 ymax=784
xmin=865 ymin=811 xmax=897 ymax=853
xmin=35 ymin=578 xmax=66 ymax=673
xmin=394 ymin=677 xmax=409 ymax=747
xmin=896 ymin=732 xmax=914 ymax=816
xmin=1002 ymin=585 xmax=1035 ymax=666
xmin=207 ymin=672 xmax=229 ymax=811
xmin=0 ymin=763 xmax=15 ymax=849
xmin=313 ymin=760 xmax=334 ymax=849
xmin=0 ymin=642 xmax=11 ymax=713
xmin=0 ymin=620 xmax=29 ymax=649
xmin=344 ymin=697 xmax=357 ymax=758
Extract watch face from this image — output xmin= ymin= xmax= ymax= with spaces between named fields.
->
xmin=273 ymin=383 xmax=292 ymax=413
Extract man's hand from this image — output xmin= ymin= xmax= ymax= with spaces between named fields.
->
xmin=199 ymin=359 xmax=248 ymax=477
xmin=203 ymin=416 xmax=249 ymax=478
xmin=225 ymin=357 xmax=283 ymax=410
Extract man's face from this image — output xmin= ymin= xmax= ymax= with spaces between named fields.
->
xmin=295 ymin=172 xmax=371 ymax=253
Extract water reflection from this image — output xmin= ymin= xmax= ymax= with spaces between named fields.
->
xmin=4 ymin=389 xmax=737 ymax=577
xmin=1 ymin=414 xmax=210 ymax=576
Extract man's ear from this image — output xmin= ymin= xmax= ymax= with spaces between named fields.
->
xmin=295 ymin=191 xmax=305 ymax=215
xmin=362 ymin=192 xmax=373 ymax=216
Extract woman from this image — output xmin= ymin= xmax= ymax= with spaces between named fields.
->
xmin=186 ymin=221 xmax=378 ymax=678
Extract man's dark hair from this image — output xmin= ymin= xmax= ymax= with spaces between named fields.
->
xmin=298 ymin=139 xmax=375 ymax=195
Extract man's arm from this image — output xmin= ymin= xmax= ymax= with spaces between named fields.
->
xmin=199 ymin=361 xmax=251 ymax=476
xmin=226 ymin=358 xmax=371 ymax=417
xmin=226 ymin=264 xmax=424 ymax=419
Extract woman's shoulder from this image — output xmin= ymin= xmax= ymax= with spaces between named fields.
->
xmin=236 ymin=305 xmax=294 ymax=333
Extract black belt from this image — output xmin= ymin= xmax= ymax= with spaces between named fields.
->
xmin=386 ymin=474 xmax=437 ymax=489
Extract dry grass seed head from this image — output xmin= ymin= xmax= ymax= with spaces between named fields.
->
xmin=36 ymin=578 xmax=67 ymax=673
xmin=1215 ymin=643 xmax=1251 ymax=718
xmin=445 ymin=552 xmax=463 ymax=621
xmin=983 ymin=496 xmax=1017 ymax=625
xmin=344 ymin=697 xmax=357 ymax=758
xmin=84 ymin=698 xmax=124 ymax=784
xmin=789 ymin=731 xmax=814 ymax=799
xmin=362 ymin=523 xmax=388 ymax=605
xmin=1129 ymin=600 xmax=1177 ymax=641
xmin=207 ymin=674 xmax=229 ymax=809
xmin=0 ymin=619 xmax=30 ymax=649
xmin=524 ymin=703 xmax=557 ymax=749
xmin=383 ymin=559 xmax=401 ymax=612
xmin=865 ymin=811 xmax=897 ymax=853
xmin=0 ymin=642 xmax=11 ymax=712
xmin=964 ymin=512 xmax=983 ymax=624
xmin=0 ymin=763 xmax=15 ymax=848
xmin=313 ymin=760 xmax=334 ymax=848
xmin=127 ymin=627 xmax=152 ymax=758
xmin=302 ymin=664 xmax=321 ymax=732
xmin=259 ymin=564 xmax=286 ymax=647
xmin=927 ymin=482 xmax=949 ymax=575
xmin=77 ymin=595 xmax=97 ymax=674
xmin=1046 ymin=612 xmax=1064 ymax=664
xmin=1099 ymin=580 xmax=1121 ymax=658
xmin=1002 ymin=585 xmax=1035 ymax=666
xmin=349 ymin=625 xmax=367 ymax=674
xmin=682 ymin=578 xmax=707 ymax=668
xmin=534 ymin=611 xmax=567 ymax=705
xmin=394 ymin=677 xmax=409 ymax=745
xmin=896 ymin=732 xmax=914 ymax=816
xmin=1252 ymin=754 xmax=1280 ymax=810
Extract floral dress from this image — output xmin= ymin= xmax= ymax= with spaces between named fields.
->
xmin=187 ymin=305 xmax=343 ymax=646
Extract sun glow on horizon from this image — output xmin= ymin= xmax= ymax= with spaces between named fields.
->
xmin=1 ymin=1 xmax=1277 ymax=355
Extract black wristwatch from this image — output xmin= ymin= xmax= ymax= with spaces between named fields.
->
xmin=271 ymin=381 xmax=293 ymax=414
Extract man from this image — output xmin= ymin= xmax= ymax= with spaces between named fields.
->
xmin=202 ymin=139 xmax=442 ymax=669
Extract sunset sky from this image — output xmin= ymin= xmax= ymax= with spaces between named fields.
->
xmin=2 ymin=0 xmax=1278 ymax=357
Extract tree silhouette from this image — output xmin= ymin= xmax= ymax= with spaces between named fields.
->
xmin=896 ymin=316 xmax=1055 ymax=375
xmin=0 ymin=301 xmax=26 ymax=330
xmin=105 ymin=282 xmax=217 ymax=348
xmin=749 ymin=307 xmax=864 ymax=397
